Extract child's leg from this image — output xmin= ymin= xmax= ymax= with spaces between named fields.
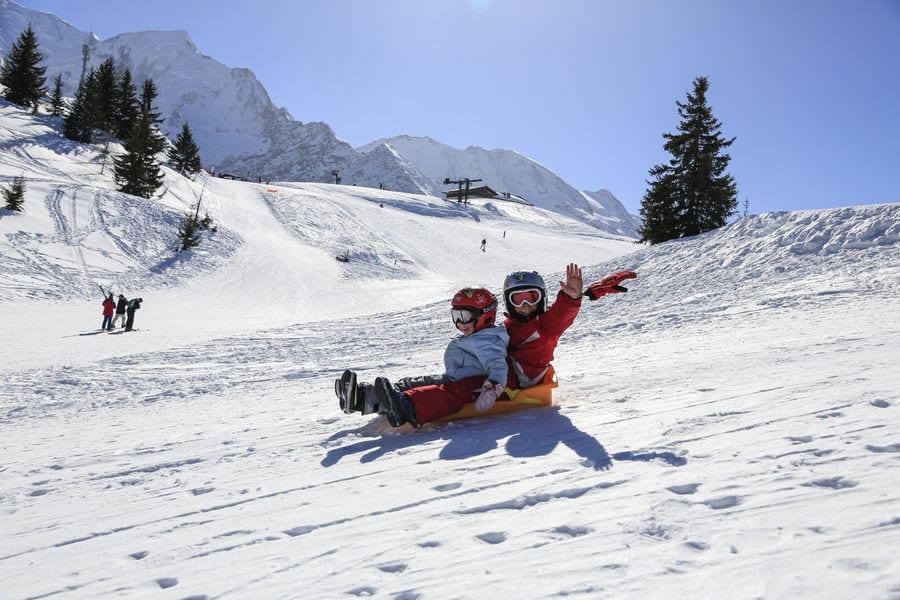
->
xmin=404 ymin=376 xmax=485 ymax=424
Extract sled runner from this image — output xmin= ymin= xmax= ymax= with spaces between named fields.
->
xmin=435 ymin=365 xmax=558 ymax=423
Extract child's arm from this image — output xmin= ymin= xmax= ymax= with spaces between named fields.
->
xmin=474 ymin=328 xmax=509 ymax=386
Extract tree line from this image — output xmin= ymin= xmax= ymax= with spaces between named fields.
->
xmin=1 ymin=24 xmax=207 ymax=249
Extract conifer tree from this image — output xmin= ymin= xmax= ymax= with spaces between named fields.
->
xmin=167 ymin=122 xmax=202 ymax=175
xmin=139 ymin=79 xmax=167 ymax=155
xmin=93 ymin=57 xmax=119 ymax=135
xmin=176 ymin=212 xmax=201 ymax=250
xmin=2 ymin=175 xmax=26 ymax=212
xmin=639 ymin=76 xmax=737 ymax=244
xmin=49 ymin=73 xmax=64 ymax=116
xmin=113 ymin=113 xmax=165 ymax=198
xmin=0 ymin=24 xmax=48 ymax=114
xmin=63 ymin=67 xmax=99 ymax=143
xmin=115 ymin=68 xmax=139 ymax=139
xmin=112 ymin=77 xmax=168 ymax=198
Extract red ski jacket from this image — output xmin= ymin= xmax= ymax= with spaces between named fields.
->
xmin=102 ymin=297 xmax=116 ymax=317
xmin=504 ymin=291 xmax=582 ymax=388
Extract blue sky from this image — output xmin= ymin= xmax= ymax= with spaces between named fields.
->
xmin=17 ymin=0 xmax=900 ymax=215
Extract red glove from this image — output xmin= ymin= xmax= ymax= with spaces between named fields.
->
xmin=584 ymin=270 xmax=637 ymax=300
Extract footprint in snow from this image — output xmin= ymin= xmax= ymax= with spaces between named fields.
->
xmin=685 ymin=541 xmax=709 ymax=551
xmin=553 ymin=525 xmax=592 ymax=537
xmin=700 ymin=495 xmax=741 ymax=510
xmin=155 ymin=577 xmax=178 ymax=589
xmin=433 ymin=482 xmax=462 ymax=492
xmin=866 ymin=443 xmax=900 ymax=453
xmin=129 ymin=551 xmax=148 ymax=560
xmin=476 ymin=531 xmax=508 ymax=544
xmin=787 ymin=435 xmax=814 ymax=444
xmin=806 ymin=476 xmax=858 ymax=489
xmin=667 ymin=483 xmax=701 ymax=495
xmin=816 ymin=411 xmax=844 ymax=419
xmin=347 ymin=587 xmax=378 ymax=597
xmin=869 ymin=399 xmax=890 ymax=408
xmin=377 ymin=563 xmax=407 ymax=573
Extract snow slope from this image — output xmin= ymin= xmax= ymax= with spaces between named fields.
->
xmin=0 ymin=2 xmax=640 ymax=237
xmin=1 ymin=103 xmax=899 ymax=599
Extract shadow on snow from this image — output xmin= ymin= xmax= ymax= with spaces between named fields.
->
xmin=321 ymin=407 xmax=614 ymax=471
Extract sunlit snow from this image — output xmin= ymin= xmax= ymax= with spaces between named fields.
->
xmin=1 ymin=102 xmax=899 ymax=599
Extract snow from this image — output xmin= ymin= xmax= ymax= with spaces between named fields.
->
xmin=1 ymin=101 xmax=899 ymax=599
xmin=1 ymin=2 xmax=642 ymax=238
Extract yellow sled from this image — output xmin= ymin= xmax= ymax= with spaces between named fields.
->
xmin=436 ymin=366 xmax=558 ymax=423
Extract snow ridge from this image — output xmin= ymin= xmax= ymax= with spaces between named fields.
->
xmin=1 ymin=0 xmax=638 ymax=236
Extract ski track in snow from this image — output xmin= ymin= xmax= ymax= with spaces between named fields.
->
xmin=1 ymin=103 xmax=899 ymax=599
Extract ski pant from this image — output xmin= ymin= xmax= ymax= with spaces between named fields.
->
xmin=111 ymin=313 xmax=127 ymax=328
xmin=102 ymin=315 xmax=113 ymax=330
xmin=403 ymin=375 xmax=487 ymax=424
xmin=395 ymin=374 xmax=444 ymax=392
xmin=125 ymin=309 xmax=136 ymax=330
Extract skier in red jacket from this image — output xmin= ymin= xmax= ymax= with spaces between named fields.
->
xmin=101 ymin=293 xmax=116 ymax=331
xmin=502 ymin=264 xmax=636 ymax=388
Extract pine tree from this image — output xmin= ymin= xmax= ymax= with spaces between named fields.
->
xmin=93 ymin=57 xmax=119 ymax=135
xmin=113 ymin=114 xmax=165 ymax=198
xmin=49 ymin=73 xmax=64 ymax=116
xmin=112 ymin=77 xmax=168 ymax=199
xmin=2 ymin=175 xmax=26 ymax=212
xmin=638 ymin=76 xmax=737 ymax=244
xmin=638 ymin=165 xmax=680 ymax=245
xmin=63 ymin=67 xmax=99 ymax=143
xmin=176 ymin=212 xmax=201 ymax=250
xmin=139 ymin=79 xmax=167 ymax=155
xmin=167 ymin=122 xmax=202 ymax=175
xmin=0 ymin=24 xmax=48 ymax=114
xmin=115 ymin=68 xmax=139 ymax=139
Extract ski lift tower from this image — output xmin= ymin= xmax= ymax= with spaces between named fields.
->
xmin=79 ymin=33 xmax=91 ymax=86
xmin=443 ymin=177 xmax=482 ymax=205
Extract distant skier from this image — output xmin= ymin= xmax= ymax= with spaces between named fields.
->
xmin=124 ymin=297 xmax=143 ymax=331
xmin=101 ymin=293 xmax=115 ymax=331
xmin=111 ymin=294 xmax=128 ymax=329
xmin=480 ymin=238 xmax=487 ymax=252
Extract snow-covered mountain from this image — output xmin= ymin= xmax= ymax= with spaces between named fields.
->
xmin=2 ymin=97 xmax=899 ymax=598
xmin=359 ymin=135 xmax=642 ymax=236
xmin=0 ymin=0 xmax=638 ymax=236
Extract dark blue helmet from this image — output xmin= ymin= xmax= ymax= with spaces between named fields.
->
xmin=503 ymin=271 xmax=547 ymax=317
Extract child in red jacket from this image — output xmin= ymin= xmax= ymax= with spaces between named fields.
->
xmin=502 ymin=264 xmax=636 ymax=388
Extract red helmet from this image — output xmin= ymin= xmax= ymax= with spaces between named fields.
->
xmin=451 ymin=287 xmax=498 ymax=331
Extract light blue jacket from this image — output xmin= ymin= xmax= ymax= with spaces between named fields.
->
xmin=443 ymin=325 xmax=509 ymax=385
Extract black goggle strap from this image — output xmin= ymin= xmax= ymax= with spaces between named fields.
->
xmin=451 ymin=299 xmax=497 ymax=323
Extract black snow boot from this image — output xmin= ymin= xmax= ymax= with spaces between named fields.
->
xmin=356 ymin=382 xmax=382 ymax=415
xmin=375 ymin=377 xmax=419 ymax=428
xmin=335 ymin=370 xmax=361 ymax=414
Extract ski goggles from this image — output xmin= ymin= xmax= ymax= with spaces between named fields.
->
xmin=509 ymin=288 xmax=542 ymax=308
xmin=451 ymin=308 xmax=477 ymax=325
